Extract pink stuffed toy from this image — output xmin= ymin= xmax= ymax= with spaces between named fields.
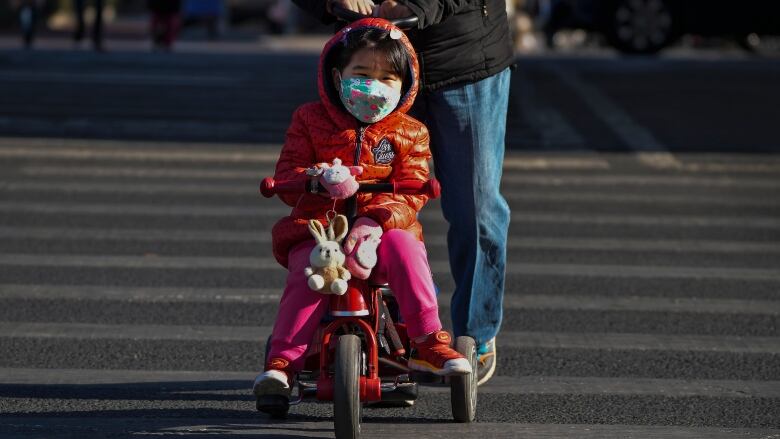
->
xmin=318 ymin=158 xmax=363 ymax=200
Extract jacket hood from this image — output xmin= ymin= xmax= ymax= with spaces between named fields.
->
xmin=318 ymin=18 xmax=420 ymax=127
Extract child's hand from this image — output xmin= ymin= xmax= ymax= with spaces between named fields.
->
xmin=343 ymin=217 xmax=383 ymax=280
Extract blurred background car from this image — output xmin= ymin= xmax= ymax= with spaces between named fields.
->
xmin=526 ymin=0 xmax=780 ymax=54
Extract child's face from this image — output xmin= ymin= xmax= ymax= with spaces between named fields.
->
xmin=332 ymin=47 xmax=403 ymax=94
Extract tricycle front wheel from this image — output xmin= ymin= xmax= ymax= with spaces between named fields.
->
xmin=334 ymin=334 xmax=362 ymax=439
xmin=450 ymin=336 xmax=477 ymax=422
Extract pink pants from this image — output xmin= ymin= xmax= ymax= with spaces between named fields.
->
xmin=267 ymin=229 xmax=442 ymax=371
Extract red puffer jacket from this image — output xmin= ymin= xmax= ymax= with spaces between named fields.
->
xmin=271 ymin=18 xmax=431 ymax=268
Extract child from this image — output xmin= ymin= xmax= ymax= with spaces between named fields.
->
xmin=254 ymin=18 xmax=471 ymax=403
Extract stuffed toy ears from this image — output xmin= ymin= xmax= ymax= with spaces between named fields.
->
xmin=308 ymin=220 xmax=327 ymax=244
xmin=329 ymin=215 xmax=349 ymax=243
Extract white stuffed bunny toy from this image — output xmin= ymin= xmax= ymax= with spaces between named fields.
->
xmin=304 ymin=214 xmax=351 ymax=295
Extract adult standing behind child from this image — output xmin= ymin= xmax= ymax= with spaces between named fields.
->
xmin=292 ymin=0 xmax=514 ymax=385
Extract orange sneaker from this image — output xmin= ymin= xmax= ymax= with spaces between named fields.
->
xmin=408 ymin=330 xmax=472 ymax=376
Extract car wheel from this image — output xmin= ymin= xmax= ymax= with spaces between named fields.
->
xmin=737 ymin=33 xmax=780 ymax=56
xmin=606 ymin=0 xmax=676 ymax=54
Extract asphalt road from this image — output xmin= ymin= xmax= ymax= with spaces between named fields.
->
xmin=0 ymin=43 xmax=779 ymax=438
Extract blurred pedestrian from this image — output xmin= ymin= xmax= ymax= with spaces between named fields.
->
xmin=73 ymin=0 xmax=105 ymax=51
xmin=148 ymin=0 xmax=183 ymax=51
xmin=183 ymin=0 xmax=224 ymax=40
xmin=11 ymin=0 xmax=45 ymax=48
xmin=292 ymin=0 xmax=513 ymax=386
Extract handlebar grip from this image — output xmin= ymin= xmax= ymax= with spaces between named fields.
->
xmin=392 ymin=179 xmax=441 ymax=198
xmin=260 ymin=177 xmax=309 ymax=198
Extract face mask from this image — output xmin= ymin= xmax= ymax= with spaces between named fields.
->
xmin=338 ymin=76 xmax=401 ymax=123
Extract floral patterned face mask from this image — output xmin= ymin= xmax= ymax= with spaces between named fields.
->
xmin=338 ymin=76 xmax=402 ymax=123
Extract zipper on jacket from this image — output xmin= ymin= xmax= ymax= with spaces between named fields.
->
xmin=481 ymin=0 xmax=488 ymax=17
xmin=354 ymin=126 xmax=365 ymax=165
xmin=346 ymin=126 xmax=365 ymax=225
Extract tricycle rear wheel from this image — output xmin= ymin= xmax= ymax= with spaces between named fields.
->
xmin=450 ymin=336 xmax=477 ymax=422
xmin=334 ymin=334 xmax=362 ymax=439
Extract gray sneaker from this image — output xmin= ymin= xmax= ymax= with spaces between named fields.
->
xmin=476 ymin=338 xmax=496 ymax=386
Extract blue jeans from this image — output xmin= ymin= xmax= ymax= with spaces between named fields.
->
xmin=411 ymin=68 xmax=511 ymax=346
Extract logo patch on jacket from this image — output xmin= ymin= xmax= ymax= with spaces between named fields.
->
xmin=372 ymin=138 xmax=396 ymax=164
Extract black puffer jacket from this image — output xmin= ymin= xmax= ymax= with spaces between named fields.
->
xmin=292 ymin=0 xmax=514 ymax=91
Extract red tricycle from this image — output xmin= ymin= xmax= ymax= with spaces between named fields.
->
xmin=257 ymin=177 xmax=478 ymax=438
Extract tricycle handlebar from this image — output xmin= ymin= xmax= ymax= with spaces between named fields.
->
xmin=260 ymin=177 xmax=441 ymax=199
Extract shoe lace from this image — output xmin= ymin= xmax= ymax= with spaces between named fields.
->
xmin=478 ymin=351 xmax=495 ymax=366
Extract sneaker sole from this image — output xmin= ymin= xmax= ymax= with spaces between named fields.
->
xmin=253 ymin=376 xmax=290 ymax=398
xmin=408 ymin=358 xmax=471 ymax=376
xmin=476 ymin=354 xmax=496 ymax=386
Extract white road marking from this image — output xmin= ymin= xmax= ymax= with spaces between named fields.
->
xmin=502 ymin=173 xmax=780 ymax=189
xmin=2 ymin=202 xmax=779 ymax=228
xmin=3 ymin=284 xmax=776 ymax=314
xmin=0 ymin=284 xmax=281 ymax=302
xmin=1 ymin=254 xmax=778 ymax=281
xmin=3 ymin=226 xmax=779 ymax=254
xmin=549 ymin=67 xmax=674 ymax=153
xmin=0 ymin=71 xmax=241 ymax=87
xmin=3 ymin=181 xmax=776 ymax=207
xmin=19 ymin=165 xmax=268 ymax=180
xmin=0 ymin=367 xmax=777 ymax=398
xmin=1 ymin=322 xmax=777 ymax=354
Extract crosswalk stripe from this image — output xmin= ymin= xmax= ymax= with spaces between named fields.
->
xmin=508 ymin=191 xmax=778 ymax=206
xmin=499 ymin=294 xmax=780 ymax=315
xmin=502 ymin=173 xmax=780 ymax=189
xmin=19 ymin=165 xmax=266 ymax=180
xmin=2 ymin=322 xmax=777 ymax=354
xmin=0 ymin=146 xmax=281 ymax=163
xmin=0 ymin=71 xmax=242 ymax=87
xmin=503 ymin=331 xmax=780 ymax=354
xmin=549 ymin=66 xmax=670 ymax=153
xmin=0 ymin=367 xmax=776 ymax=398
xmin=20 ymin=165 xmax=780 ymax=190
xmin=513 ymin=212 xmax=780 ymax=228
xmin=2 ymin=202 xmax=779 ymax=228
xmin=0 ymin=284 xmax=281 ymax=302
xmin=0 ymin=226 xmax=272 ymax=243
xmin=0 ymin=417 xmax=774 ymax=439
xmin=2 ymin=226 xmax=779 ymax=254
xmin=0 ymin=321 xmax=271 ymax=341
xmin=0 ymin=138 xmax=612 ymax=170
xmin=511 ymin=237 xmax=780 ymax=253
xmin=2 ymin=254 xmax=779 ymax=280
xmin=3 ymin=284 xmax=777 ymax=315
xmin=4 ymin=181 xmax=777 ymax=207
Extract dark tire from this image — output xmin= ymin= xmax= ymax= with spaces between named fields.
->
xmin=737 ymin=33 xmax=780 ymax=56
xmin=334 ymin=334 xmax=362 ymax=439
xmin=605 ymin=0 xmax=676 ymax=54
xmin=450 ymin=336 xmax=477 ymax=423
xmin=264 ymin=335 xmax=272 ymax=364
